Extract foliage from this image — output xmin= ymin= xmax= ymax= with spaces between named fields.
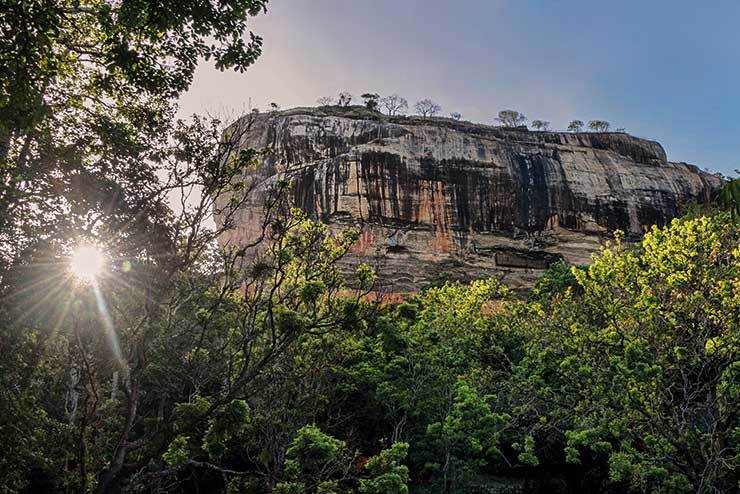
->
xmin=163 ymin=435 xmax=191 ymax=467
xmin=276 ymin=425 xmax=354 ymax=494
xmin=717 ymin=177 xmax=740 ymax=220
xmin=567 ymin=120 xmax=584 ymax=132
xmin=587 ymin=120 xmax=610 ymax=132
xmin=361 ymin=93 xmax=380 ymax=111
xmin=422 ymin=382 xmax=510 ymax=490
xmin=2 ymin=3 xmax=738 ymax=494
xmin=496 ymin=110 xmax=527 ymax=128
xmin=359 ymin=443 xmax=410 ymax=494
xmin=515 ymin=213 xmax=739 ymax=493
xmin=338 ymin=92 xmax=353 ymax=106
xmin=0 ymin=0 xmax=268 ymax=272
xmin=529 ymin=261 xmax=587 ymax=301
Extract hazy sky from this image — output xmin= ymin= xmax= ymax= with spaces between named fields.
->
xmin=179 ymin=0 xmax=740 ymax=176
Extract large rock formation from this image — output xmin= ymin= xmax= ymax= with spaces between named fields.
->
xmin=216 ymin=106 xmax=721 ymax=292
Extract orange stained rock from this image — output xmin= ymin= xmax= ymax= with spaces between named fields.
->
xmin=414 ymin=179 xmax=452 ymax=254
xmin=350 ymin=228 xmax=379 ymax=255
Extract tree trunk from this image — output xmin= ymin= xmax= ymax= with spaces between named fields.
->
xmin=96 ymin=379 xmax=139 ymax=494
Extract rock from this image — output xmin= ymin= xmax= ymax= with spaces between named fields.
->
xmin=215 ymin=106 xmax=722 ymax=292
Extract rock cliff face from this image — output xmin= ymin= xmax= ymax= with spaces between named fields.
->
xmin=217 ymin=107 xmax=721 ymax=292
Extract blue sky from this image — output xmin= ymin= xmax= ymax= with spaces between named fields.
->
xmin=179 ymin=0 xmax=739 ymax=175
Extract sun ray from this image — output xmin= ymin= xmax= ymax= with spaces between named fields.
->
xmin=49 ymin=290 xmax=75 ymax=339
xmin=92 ymin=280 xmax=127 ymax=375
xmin=5 ymin=270 xmax=67 ymax=301
xmin=14 ymin=277 xmax=74 ymax=327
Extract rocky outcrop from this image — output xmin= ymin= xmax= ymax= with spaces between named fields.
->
xmin=216 ymin=106 xmax=721 ymax=292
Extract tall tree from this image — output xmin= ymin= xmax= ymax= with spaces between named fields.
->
xmin=0 ymin=0 xmax=269 ymax=276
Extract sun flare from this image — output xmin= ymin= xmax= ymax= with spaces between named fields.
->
xmin=69 ymin=244 xmax=105 ymax=282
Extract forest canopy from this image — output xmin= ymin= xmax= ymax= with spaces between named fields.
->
xmin=1 ymin=1 xmax=739 ymax=494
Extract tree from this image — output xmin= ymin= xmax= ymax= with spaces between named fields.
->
xmin=529 ymin=261 xmax=587 ymax=301
xmin=515 ymin=213 xmax=740 ymax=493
xmin=317 ymin=96 xmax=335 ymax=106
xmin=361 ymin=93 xmax=381 ymax=111
xmin=275 ymin=425 xmax=354 ymax=494
xmin=449 ymin=112 xmax=462 ymax=121
xmin=359 ymin=443 xmax=410 ymax=494
xmin=0 ymin=3 xmax=272 ymax=486
xmin=588 ymin=120 xmax=610 ymax=132
xmin=421 ymin=382 xmax=510 ymax=492
xmin=717 ymin=176 xmax=740 ymax=220
xmin=0 ymin=3 xmax=380 ymax=491
xmin=496 ymin=110 xmax=527 ymax=127
xmin=0 ymin=112 xmax=261 ymax=492
xmin=531 ymin=120 xmax=550 ymax=131
xmin=381 ymin=95 xmax=409 ymax=116
xmin=567 ymin=120 xmax=584 ymax=132
xmin=0 ymin=0 xmax=268 ymax=275
xmin=414 ymin=99 xmax=441 ymax=117
xmin=338 ymin=92 xmax=353 ymax=106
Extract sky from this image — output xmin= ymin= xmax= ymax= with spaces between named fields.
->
xmin=178 ymin=0 xmax=740 ymax=176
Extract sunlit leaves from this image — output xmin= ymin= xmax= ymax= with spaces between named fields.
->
xmin=203 ymin=400 xmax=250 ymax=460
xmin=163 ymin=435 xmax=190 ymax=466
xmin=516 ymin=212 xmax=740 ymax=493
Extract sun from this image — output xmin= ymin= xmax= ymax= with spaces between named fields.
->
xmin=69 ymin=243 xmax=106 ymax=282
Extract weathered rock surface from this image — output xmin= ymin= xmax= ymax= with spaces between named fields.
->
xmin=217 ymin=106 xmax=721 ymax=292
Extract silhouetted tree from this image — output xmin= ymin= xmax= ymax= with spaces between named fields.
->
xmin=415 ymin=98 xmax=441 ymax=117
xmin=531 ymin=120 xmax=550 ymax=131
xmin=496 ymin=110 xmax=527 ymax=127
xmin=588 ymin=120 xmax=610 ymax=132
xmin=317 ymin=96 xmax=334 ymax=106
xmin=380 ymin=94 xmax=408 ymax=115
xmin=567 ymin=120 xmax=584 ymax=132
xmin=449 ymin=112 xmax=462 ymax=120
xmin=361 ymin=93 xmax=380 ymax=111
xmin=337 ymin=92 xmax=352 ymax=106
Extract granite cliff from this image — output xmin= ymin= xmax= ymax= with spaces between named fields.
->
xmin=216 ymin=106 xmax=721 ymax=292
